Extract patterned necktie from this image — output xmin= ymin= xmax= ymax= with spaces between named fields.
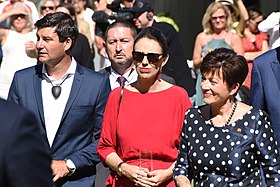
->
xmin=117 ymin=76 xmax=126 ymax=87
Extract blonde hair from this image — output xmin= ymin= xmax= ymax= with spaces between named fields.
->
xmin=202 ymin=2 xmax=232 ymax=34
xmin=9 ymin=2 xmax=34 ymax=32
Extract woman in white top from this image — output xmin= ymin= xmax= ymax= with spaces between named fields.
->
xmin=0 ymin=2 xmax=37 ymax=99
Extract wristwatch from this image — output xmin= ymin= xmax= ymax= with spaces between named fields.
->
xmin=65 ymin=159 xmax=75 ymax=176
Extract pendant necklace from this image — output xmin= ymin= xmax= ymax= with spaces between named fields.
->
xmin=210 ymin=102 xmax=238 ymax=128
xmin=51 ymin=74 xmax=71 ymax=99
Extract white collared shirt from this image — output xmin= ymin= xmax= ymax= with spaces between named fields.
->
xmin=109 ymin=67 xmax=137 ymax=90
xmin=41 ymin=59 xmax=76 ymax=147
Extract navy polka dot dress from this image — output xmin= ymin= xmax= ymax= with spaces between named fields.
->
xmin=174 ymin=105 xmax=280 ymax=186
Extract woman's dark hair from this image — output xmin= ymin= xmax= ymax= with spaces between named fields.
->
xmin=248 ymin=6 xmax=263 ymax=20
xmin=200 ymin=48 xmax=248 ymax=89
xmin=134 ymin=27 xmax=169 ymax=56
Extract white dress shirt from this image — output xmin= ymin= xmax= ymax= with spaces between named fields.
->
xmin=41 ymin=59 xmax=76 ymax=147
xmin=109 ymin=67 xmax=137 ymax=90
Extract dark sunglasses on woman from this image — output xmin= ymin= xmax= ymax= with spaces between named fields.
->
xmin=132 ymin=51 xmax=163 ymax=64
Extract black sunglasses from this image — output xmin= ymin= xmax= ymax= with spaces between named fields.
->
xmin=11 ymin=14 xmax=27 ymax=19
xmin=41 ymin=6 xmax=56 ymax=10
xmin=132 ymin=51 xmax=163 ymax=63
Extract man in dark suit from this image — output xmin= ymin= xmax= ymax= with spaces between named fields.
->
xmin=8 ymin=12 xmax=110 ymax=187
xmin=250 ymin=47 xmax=280 ymax=148
xmin=0 ymin=99 xmax=53 ymax=187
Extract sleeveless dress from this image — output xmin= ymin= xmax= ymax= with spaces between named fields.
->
xmin=195 ymin=38 xmax=232 ymax=106
xmin=0 ymin=30 xmax=37 ymax=99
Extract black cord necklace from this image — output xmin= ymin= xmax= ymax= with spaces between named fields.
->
xmin=51 ymin=74 xmax=71 ymax=99
xmin=210 ymin=102 xmax=238 ymax=128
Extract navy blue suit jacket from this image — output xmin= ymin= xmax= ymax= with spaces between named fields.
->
xmin=250 ymin=47 xmax=280 ymax=147
xmin=8 ymin=63 xmax=111 ymax=187
xmin=0 ymin=99 xmax=53 ymax=187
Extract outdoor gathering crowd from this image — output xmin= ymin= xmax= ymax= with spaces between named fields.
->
xmin=1 ymin=0 xmax=280 ymax=187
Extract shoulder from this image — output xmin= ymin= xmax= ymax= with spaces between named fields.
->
xmin=107 ymin=87 xmax=123 ymax=102
xmin=170 ymin=85 xmax=189 ymax=97
xmin=79 ymin=64 xmax=107 ymax=79
xmin=0 ymin=99 xmax=35 ymax=127
xmin=154 ymin=21 xmax=175 ymax=30
xmin=254 ymin=48 xmax=278 ymax=65
xmin=98 ymin=66 xmax=111 ymax=75
xmin=230 ymin=32 xmax=242 ymax=40
xmin=14 ymin=65 xmax=38 ymax=77
xmin=196 ymin=32 xmax=208 ymax=41
xmin=153 ymin=22 xmax=177 ymax=37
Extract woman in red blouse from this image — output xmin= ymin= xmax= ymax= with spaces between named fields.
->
xmin=97 ymin=27 xmax=192 ymax=187
xmin=242 ymin=7 xmax=269 ymax=88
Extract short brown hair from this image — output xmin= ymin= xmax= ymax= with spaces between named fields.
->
xmin=200 ymin=48 xmax=248 ymax=90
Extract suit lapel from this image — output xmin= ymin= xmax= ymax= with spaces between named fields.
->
xmin=60 ymin=64 xmax=84 ymax=122
xmin=33 ymin=64 xmax=46 ymax=127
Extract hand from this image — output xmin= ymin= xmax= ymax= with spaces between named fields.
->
xmin=140 ymin=169 xmax=171 ymax=186
xmin=120 ymin=163 xmax=153 ymax=187
xmin=8 ymin=5 xmax=29 ymax=16
xmin=99 ymin=47 xmax=107 ymax=58
xmin=25 ymin=41 xmax=37 ymax=58
xmin=51 ymin=160 xmax=69 ymax=182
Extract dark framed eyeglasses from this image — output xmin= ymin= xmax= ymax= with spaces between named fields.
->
xmin=41 ymin=6 xmax=56 ymax=10
xmin=132 ymin=51 xmax=163 ymax=64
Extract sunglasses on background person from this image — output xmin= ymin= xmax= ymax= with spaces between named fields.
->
xmin=11 ymin=14 xmax=27 ymax=19
xmin=41 ymin=6 xmax=56 ymax=10
xmin=132 ymin=51 xmax=164 ymax=64
xmin=211 ymin=15 xmax=226 ymax=21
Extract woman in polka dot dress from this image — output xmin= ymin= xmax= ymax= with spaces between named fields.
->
xmin=174 ymin=48 xmax=280 ymax=187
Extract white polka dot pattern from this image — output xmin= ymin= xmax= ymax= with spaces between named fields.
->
xmin=173 ymin=106 xmax=280 ymax=186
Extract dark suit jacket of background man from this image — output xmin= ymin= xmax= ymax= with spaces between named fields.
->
xmin=8 ymin=63 xmax=111 ymax=187
xmin=250 ymin=46 xmax=280 ymax=148
xmin=152 ymin=21 xmax=195 ymax=97
xmin=0 ymin=99 xmax=53 ymax=187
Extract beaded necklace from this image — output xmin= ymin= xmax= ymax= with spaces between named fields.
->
xmin=210 ymin=102 xmax=238 ymax=127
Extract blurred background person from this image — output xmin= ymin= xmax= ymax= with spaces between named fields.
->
xmin=258 ymin=11 xmax=280 ymax=49
xmin=37 ymin=0 xmax=59 ymax=18
xmin=215 ymin=0 xmax=249 ymax=37
xmin=56 ymin=2 xmax=94 ymax=70
xmin=193 ymin=2 xmax=244 ymax=106
xmin=91 ymin=0 xmax=113 ymax=70
xmin=0 ymin=0 xmax=39 ymax=26
xmin=242 ymin=6 xmax=269 ymax=89
xmin=0 ymin=2 xmax=37 ymax=99
xmin=174 ymin=48 xmax=280 ymax=187
xmin=97 ymin=27 xmax=192 ymax=187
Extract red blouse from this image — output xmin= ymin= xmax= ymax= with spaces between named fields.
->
xmin=97 ymin=86 xmax=192 ymax=187
xmin=242 ymin=32 xmax=268 ymax=53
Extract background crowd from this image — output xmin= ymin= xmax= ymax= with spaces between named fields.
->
xmin=1 ymin=0 xmax=280 ymax=187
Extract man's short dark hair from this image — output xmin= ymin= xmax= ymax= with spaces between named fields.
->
xmin=35 ymin=12 xmax=78 ymax=50
xmin=104 ymin=20 xmax=137 ymax=41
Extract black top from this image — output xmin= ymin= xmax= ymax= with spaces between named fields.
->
xmin=71 ymin=33 xmax=94 ymax=70
xmin=152 ymin=21 xmax=195 ymax=96
xmin=174 ymin=105 xmax=280 ymax=186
